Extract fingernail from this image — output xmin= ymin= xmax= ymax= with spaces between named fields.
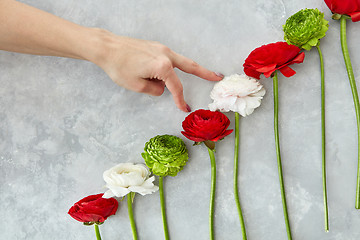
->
xmin=215 ymin=72 xmax=224 ymax=78
xmin=186 ymin=104 xmax=192 ymax=112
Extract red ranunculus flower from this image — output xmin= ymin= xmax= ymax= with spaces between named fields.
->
xmin=243 ymin=42 xmax=305 ymax=79
xmin=325 ymin=0 xmax=360 ymax=22
xmin=181 ymin=109 xmax=233 ymax=143
xmin=68 ymin=193 xmax=118 ymax=224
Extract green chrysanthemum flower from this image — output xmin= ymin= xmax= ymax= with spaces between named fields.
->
xmin=283 ymin=8 xmax=329 ymax=50
xmin=142 ymin=135 xmax=188 ymax=177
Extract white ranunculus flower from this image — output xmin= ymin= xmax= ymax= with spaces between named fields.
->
xmin=102 ymin=163 xmax=159 ymax=198
xmin=208 ymin=74 xmax=266 ymax=117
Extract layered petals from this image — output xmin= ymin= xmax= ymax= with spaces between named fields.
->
xmin=243 ymin=42 xmax=305 ymax=79
xmin=68 ymin=193 xmax=118 ymax=224
xmin=103 ymin=163 xmax=158 ymax=198
xmin=208 ymin=74 xmax=266 ymax=117
xmin=142 ymin=135 xmax=189 ymax=177
xmin=283 ymin=9 xmax=329 ymax=50
xmin=181 ymin=109 xmax=233 ymax=143
xmin=325 ymin=0 xmax=360 ymax=22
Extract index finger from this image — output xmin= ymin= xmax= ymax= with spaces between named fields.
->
xmin=171 ymin=52 xmax=224 ymax=81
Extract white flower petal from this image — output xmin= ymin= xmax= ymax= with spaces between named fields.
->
xmin=102 ymin=189 xmax=116 ymax=199
xmin=103 ymin=162 xmax=158 ymax=197
xmin=209 ymin=74 xmax=265 ymax=116
xmin=106 ymin=185 xmax=131 ymax=197
xmin=233 ymin=98 xmax=246 ymax=116
xmin=208 ymin=103 xmax=218 ymax=112
xmin=129 ymin=185 xmax=159 ymax=196
xmin=128 ymin=176 xmax=159 ymax=195
xmin=245 ymin=96 xmax=261 ymax=109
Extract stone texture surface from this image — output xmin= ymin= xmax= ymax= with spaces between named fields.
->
xmin=1 ymin=0 xmax=360 ymax=239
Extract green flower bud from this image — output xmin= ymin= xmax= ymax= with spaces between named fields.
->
xmin=141 ymin=135 xmax=189 ymax=177
xmin=283 ymin=8 xmax=329 ymax=50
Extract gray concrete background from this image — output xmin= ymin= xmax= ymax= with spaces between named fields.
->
xmin=1 ymin=0 xmax=360 ymax=239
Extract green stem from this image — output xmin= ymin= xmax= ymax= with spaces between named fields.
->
xmin=340 ymin=16 xmax=360 ymax=209
xmin=159 ymin=176 xmax=170 ymax=240
xmin=127 ymin=193 xmax=138 ymax=240
xmin=207 ymin=147 xmax=216 ymax=240
xmin=273 ymin=71 xmax=292 ymax=240
xmin=316 ymin=45 xmax=329 ymax=231
xmin=94 ymin=224 xmax=102 ymax=240
xmin=233 ymin=112 xmax=247 ymax=240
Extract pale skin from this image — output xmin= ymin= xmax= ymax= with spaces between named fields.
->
xmin=0 ymin=0 xmax=223 ymax=112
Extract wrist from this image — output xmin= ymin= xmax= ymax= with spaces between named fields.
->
xmin=81 ymin=28 xmax=120 ymax=67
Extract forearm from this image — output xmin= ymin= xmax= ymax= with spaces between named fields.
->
xmin=0 ymin=0 xmax=101 ymax=61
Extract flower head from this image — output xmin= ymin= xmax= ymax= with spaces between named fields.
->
xmin=142 ymin=135 xmax=189 ymax=177
xmin=208 ymin=74 xmax=265 ymax=117
xmin=324 ymin=0 xmax=360 ymax=22
xmin=243 ymin=42 xmax=305 ymax=79
xmin=102 ymin=163 xmax=159 ymax=198
xmin=283 ymin=9 xmax=329 ymax=50
xmin=181 ymin=109 xmax=233 ymax=149
xmin=68 ymin=193 xmax=118 ymax=225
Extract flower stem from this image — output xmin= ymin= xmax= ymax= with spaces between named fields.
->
xmin=127 ymin=193 xmax=138 ymax=240
xmin=207 ymin=147 xmax=216 ymax=240
xmin=273 ymin=71 xmax=292 ymax=240
xmin=94 ymin=224 xmax=102 ymax=240
xmin=233 ymin=112 xmax=247 ymax=240
xmin=316 ymin=45 xmax=329 ymax=232
xmin=340 ymin=16 xmax=360 ymax=209
xmin=159 ymin=176 xmax=170 ymax=240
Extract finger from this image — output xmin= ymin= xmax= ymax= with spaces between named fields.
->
xmin=171 ymin=52 xmax=224 ymax=81
xmin=163 ymin=69 xmax=189 ymax=112
xmin=131 ymin=78 xmax=165 ymax=96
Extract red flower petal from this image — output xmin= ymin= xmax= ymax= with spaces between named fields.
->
xmin=243 ymin=42 xmax=304 ymax=79
xmin=181 ymin=109 xmax=232 ymax=143
xmin=264 ymin=69 xmax=276 ymax=78
xmin=289 ymin=51 xmax=305 ymax=64
xmin=181 ymin=131 xmax=206 ymax=142
xmin=324 ymin=0 xmax=360 ymax=22
xmin=279 ymin=66 xmax=296 ymax=78
xmin=244 ymin=67 xmax=261 ymax=79
xmin=68 ymin=193 xmax=118 ymax=223
xmin=256 ymin=63 xmax=277 ymax=73
xmin=211 ymin=129 xmax=234 ymax=142
xmin=350 ymin=11 xmax=360 ymax=21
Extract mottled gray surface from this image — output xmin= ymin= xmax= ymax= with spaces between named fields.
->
xmin=1 ymin=0 xmax=360 ymax=239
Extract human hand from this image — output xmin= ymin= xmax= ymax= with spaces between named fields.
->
xmin=91 ymin=30 xmax=224 ymax=112
xmin=0 ymin=2 xmax=222 ymax=112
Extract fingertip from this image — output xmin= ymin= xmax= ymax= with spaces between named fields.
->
xmin=176 ymin=100 xmax=189 ymax=113
xmin=201 ymin=71 xmax=225 ymax=82
xmin=205 ymin=72 xmax=224 ymax=82
xmin=186 ymin=104 xmax=192 ymax=112
xmin=173 ymin=95 xmax=188 ymax=112
xmin=214 ymin=72 xmax=225 ymax=79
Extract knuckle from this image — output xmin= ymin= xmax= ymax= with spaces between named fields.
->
xmin=158 ymin=44 xmax=172 ymax=54
xmin=189 ymin=60 xmax=199 ymax=69
xmin=157 ymin=58 xmax=173 ymax=72
xmin=186 ymin=60 xmax=200 ymax=74
xmin=151 ymin=41 xmax=171 ymax=54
